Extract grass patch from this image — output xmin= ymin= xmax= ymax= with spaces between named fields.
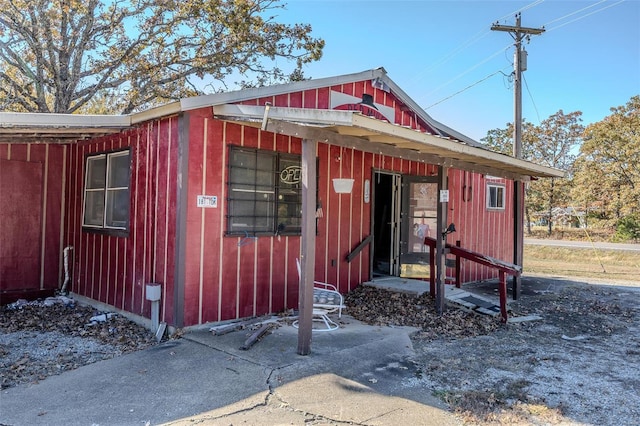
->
xmin=523 ymin=245 xmax=640 ymax=282
xmin=527 ymin=227 xmax=614 ymax=242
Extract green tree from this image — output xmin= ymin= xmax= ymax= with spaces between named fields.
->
xmin=531 ymin=110 xmax=583 ymax=235
xmin=482 ymin=120 xmax=541 ymax=234
xmin=573 ymin=96 xmax=640 ymax=229
xmin=482 ymin=112 xmax=583 ymax=235
xmin=0 ymin=0 xmax=324 ymax=114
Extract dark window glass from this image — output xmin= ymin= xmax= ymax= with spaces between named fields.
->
xmin=228 ymin=147 xmax=302 ymax=235
xmin=83 ymin=150 xmax=131 ymax=233
xmin=487 ymin=184 xmax=505 ymax=210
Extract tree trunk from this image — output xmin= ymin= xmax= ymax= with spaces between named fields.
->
xmin=547 ymin=178 xmax=555 ymax=236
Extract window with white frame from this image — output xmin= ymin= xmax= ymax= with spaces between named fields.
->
xmin=83 ymin=149 xmax=131 ymax=232
xmin=227 ymin=146 xmax=302 ymax=235
xmin=486 ymin=183 xmax=505 ymax=210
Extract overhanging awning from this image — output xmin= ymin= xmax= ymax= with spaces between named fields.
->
xmin=213 ymin=104 xmax=564 ymax=181
xmin=0 ymin=112 xmax=131 ymax=144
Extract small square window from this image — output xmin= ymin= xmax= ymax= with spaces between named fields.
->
xmin=487 ymin=184 xmax=505 ymax=210
xmin=83 ymin=149 xmax=131 ymax=234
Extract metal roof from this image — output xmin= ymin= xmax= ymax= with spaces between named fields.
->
xmin=0 ymin=112 xmax=131 ymax=144
xmin=213 ymin=104 xmax=564 ymax=181
xmin=180 ymin=67 xmax=483 ymax=147
xmin=0 ymin=68 xmax=563 ymax=180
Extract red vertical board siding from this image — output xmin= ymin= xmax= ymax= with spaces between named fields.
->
xmin=303 ymin=89 xmax=317 ymax=109
xmin=337 ymin=148 xmax=354 ymax=292
xmin=274 ymin=94 xmax=289 ymax=108
xmin=199 ymin=120 xmax=223 ymax=324
xmin=61 ymin=118 xmax=179 ymax=324
xmin=162 ymin=118 xmax=178 ymax=325
xmin=315 ymin=143 xmax=329 ymax=282
xmin=8 ymin=144 xmax=27 ymax=161
xmin=130 ymin=130 xmax=144 ymax=314
xmin=363 ymin=152 xmax=374 ymax=282
xmin=289 ymin=91 xmax=303 ymax=108
xmin=237 ymin=126 xmax=259 ymax=318
xmin=152 ymin=125 xmax=167 ymax=311
xmin=316 ymin=88 xmax=330 ymax=109
xmin=324 ymin=144 xmax=342 ymax=285
xmin=348 ymin=148 xmax=364 ymax=292
xmin=269 ymin=238 xmax=286 ymax=315
xmin=253 ymin=237 xmax=272 ymax=316
xmin=45 ymin=78 xmax=521 ymax=328
xmin=237 ymin=238 xmax=257 ymax=319
xmin=21 ymin=144 xmax=64 ymax=290
xmin=183 ymin=114 xmax=205 ymax=326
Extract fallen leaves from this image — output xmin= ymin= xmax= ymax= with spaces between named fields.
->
xmin=0 ymin=298 xmax=156 ymax=389
xmin=344 ymin=286 xmax=502 ymax=341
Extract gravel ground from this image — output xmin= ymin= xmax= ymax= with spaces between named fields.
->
xmin=0 ymin=297 xmax=156 ymax=389
xmin=2 ymin=277 xmax=639 ymax=426
xmin=346 ymin=278 xmax=640 ymax=426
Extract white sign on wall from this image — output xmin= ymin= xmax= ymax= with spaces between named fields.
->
xmin=197 ymin=195 xmax=218 ymax=208
xmin=439 ymin=190 xmax=449 ymax=203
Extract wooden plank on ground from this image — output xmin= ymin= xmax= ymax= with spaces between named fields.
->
xmin=240 ymin=323 xmax=275 ymax=350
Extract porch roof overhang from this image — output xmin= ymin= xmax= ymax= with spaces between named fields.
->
xmin=0 ymin=112 xmax=133 ymax=144
xmin=213 ymin=104 xmax=564 ymax=181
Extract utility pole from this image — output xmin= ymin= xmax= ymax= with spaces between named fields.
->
xmin=491 ymin=13 xmax=544 ymax=299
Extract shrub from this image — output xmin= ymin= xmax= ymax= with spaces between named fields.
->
xmin=614 ymin=214 xmax=640 ymax=242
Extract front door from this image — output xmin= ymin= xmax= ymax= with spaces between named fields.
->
xmin=372 ymin=172 xmax=401 ymax=277
xmin=399 ymin=176 xmax=438 ymax=278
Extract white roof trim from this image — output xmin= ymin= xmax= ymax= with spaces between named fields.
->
xmin=213 ymin=104 xmax=564 ymax=180
xmin=179 ymin=68 xmax=483 ymax=147
xmin=0 ymin=111 xmax=130 ymax=128
xmin=0 ymin=112 xmax=131 ymax=143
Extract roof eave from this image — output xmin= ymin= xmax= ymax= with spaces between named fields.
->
xmin=213 ymin=104 xmax=564 ymax=181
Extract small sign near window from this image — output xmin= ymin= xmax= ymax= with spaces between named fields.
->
xmin=439 ymin=190 xmax=449 ymax=203
xmin=197 ymin=195 xmax=218 ymax=208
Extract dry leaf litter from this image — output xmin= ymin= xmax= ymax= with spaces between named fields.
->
xmin=0 ymin=296 xmax=156 ymax=389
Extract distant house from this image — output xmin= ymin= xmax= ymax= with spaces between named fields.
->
xmin=0 ymin=68 xmax=562 ymax=328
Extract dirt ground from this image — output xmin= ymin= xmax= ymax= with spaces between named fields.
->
xmin=2 ymin=275 xmax=639 ymax=425
xmin=408 ymin=276 xmax=640 ymax=425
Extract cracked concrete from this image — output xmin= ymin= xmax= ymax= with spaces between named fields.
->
xmin=168 ymin=373 xmax=457 ymax=425
xmin=0 ymin=317 xmax=459 ymax=425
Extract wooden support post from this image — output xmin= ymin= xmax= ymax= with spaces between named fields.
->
xmin=429 ymin=246 xmax=435 ymax=298
xmin=499 ymin=270 xmax=508 ymax=323
xmin=297 ymin=139 xmax=317 ymax=356
xmin=455 ymin=240 xmax=461 ymax=288
xmin=435 ymin=166 xmax=448 ymax=315
xmin=513 ymin=181 xmax=524 ymax=300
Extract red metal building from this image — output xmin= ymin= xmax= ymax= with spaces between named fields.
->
xmin=0 ymin=68 xmax=562 ymax=328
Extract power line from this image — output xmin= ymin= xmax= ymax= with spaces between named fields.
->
xmin=411 ymin=30 xmax=491 ymax=79
xmin=522 ymin=72 xmax=542 ymax=124
xmin=409 ymin=0 xmax=545 ymax=85
xmin=425 ymin=69 xmax=509 ymax=110
xmin=423 ymin=43 xmax=512 ymax=98
xmin=545 ymin=0 xmax=625 ymax=33
xmin=543 ymin=0 xmax=608 ymax=27
xmin=496 ymin=0 xmax=545 ymax=23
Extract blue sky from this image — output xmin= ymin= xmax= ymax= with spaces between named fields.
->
xmin=274 ymin=0 xmax=640 ymax=142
